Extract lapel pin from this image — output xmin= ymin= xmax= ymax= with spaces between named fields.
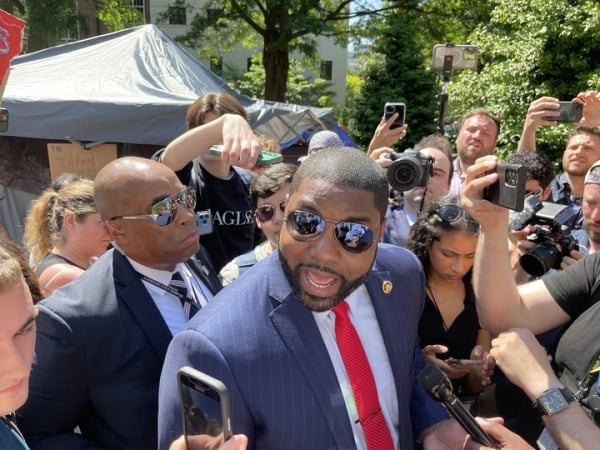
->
xmin=382 ymin=280 xmax=393 ymax=294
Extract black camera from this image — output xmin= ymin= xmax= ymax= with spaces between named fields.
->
xmin=511 ymin=196 xmax=579 ymax=277
xmin=387 ymin=149 xmax=434 ymax=192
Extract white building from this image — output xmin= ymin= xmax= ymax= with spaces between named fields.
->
xmin=144 ymin=0 xmax=347 ymax=105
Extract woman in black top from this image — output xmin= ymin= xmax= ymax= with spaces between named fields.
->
xmin=407 ymin=195 xmax=495 ymax=398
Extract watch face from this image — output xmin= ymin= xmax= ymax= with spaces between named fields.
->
xmin=539 ymin=389 xmax=570 ymax=415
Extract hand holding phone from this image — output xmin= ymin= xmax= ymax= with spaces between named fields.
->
xmin=483 ymin=163 xmax=527 ymax=212
xmin=178 ymin=367 xmax=233 ymax=450
xmin=447 ymin=359 xmax=485 ymax=369
xmin=209 ymin=145 xmax=283 ymax=166
xmin=542 ymin=101 xmax=583 ymax=122
xmin=384 ymin=102 xmax=406 ymax=129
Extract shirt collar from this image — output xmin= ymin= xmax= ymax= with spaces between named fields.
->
xmin=125 ymin=256 xmax=186 ymax=290
xmin=312 ymin=284 xmax=369 ymax=325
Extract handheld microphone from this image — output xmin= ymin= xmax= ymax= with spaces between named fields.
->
xmin=418 ymin=366 xmax=499 ymax=449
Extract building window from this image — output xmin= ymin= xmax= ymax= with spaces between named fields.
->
xmin=247 ymin=57 xmax=253 ymax=71
xmin=320 ymin=60 xmax=333 ymax=80
xmin=131 ymin=0 xmax=144 ymax=15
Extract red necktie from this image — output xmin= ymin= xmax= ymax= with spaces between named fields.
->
xmin=333 ymin=301 xmax=395 ymax=450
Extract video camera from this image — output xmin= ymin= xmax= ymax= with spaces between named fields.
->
xmin=387 ymin=149 xmax=434 ymax=192
xmin=509 ymin=195 xmax=579 ymax=277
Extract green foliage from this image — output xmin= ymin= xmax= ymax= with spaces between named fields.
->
xmin=97 ymin=0 xmax=145 ymax=32
xmin=25 ymin=0 xmax=79 ymax=47
xmin=163 ymin=0 xmax=353 ymax=100
xmin=447 ymin=0 xmax=600 ymax=163
xmin=346 ymin=7 xmax=438 ymax=150
xmin=224 ymin=55 xmax=337 ymax=106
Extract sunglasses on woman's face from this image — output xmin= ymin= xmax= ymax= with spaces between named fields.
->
xmin=109 ymin=187 xmax=196 ymax=227
xmin=284 ymin=210 xmax=375 ymax=253
xmin=255 ymin=201 xmax=286 ymax=222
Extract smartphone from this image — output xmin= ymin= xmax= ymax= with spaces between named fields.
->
xmin=384 ymin=102 xmax=406 ymax=129
xmin=195 ymin=210 xmax=213 ymax=236
xmin=208 ymin=145 xmax=283 ymax=166
xmin=0 ymin=108 xmax=8 ymax=132
xmin=431 ymin=44 xmax=479 ymax=70
xmin=483 ymin=163 xmax=527 ymax=212
xmin=178 ymin=367 xmax=233 ymax=450
xmin=448 ymin=359 xmax=485 ymax=369
xmin=542 ymin=101 xmax=583 ymax=122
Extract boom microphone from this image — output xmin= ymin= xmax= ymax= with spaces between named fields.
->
xmin=418 ymin=366 xmax=499 ymax=449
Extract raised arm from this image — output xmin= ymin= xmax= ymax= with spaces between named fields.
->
xmin=460 ymin=156 xmax=570 ymax=335
xmin=366 ymin=115 xmax=407 ymax=156
xmin=517 ymin=97 xmax=560 ymax=152
xmin=160 ymin=114 xmax=261 ymax=171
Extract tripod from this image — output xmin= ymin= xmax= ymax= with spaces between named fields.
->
xmin=436 ymin=53 xmax=454 ymax=136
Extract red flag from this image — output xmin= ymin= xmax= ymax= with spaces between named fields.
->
xmin=0 ymin=9 xmax=26 ymax=85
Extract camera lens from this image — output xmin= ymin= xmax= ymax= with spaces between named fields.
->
xmin=387 ymin=157 xmax=423 ymax=192
xmin=519 ymin=243 xmax=562 ymax=277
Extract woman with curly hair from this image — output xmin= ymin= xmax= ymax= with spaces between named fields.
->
xmin=23 ymin=178 xmax=110 ymax=297
xmin=407 ymin=195 xmax=494 ymax=402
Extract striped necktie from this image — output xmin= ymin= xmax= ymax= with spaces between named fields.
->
xmin=170 ymin=271 xmax=198 ymax=319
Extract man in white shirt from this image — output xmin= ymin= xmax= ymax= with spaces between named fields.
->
xmin=17 ymin=157 xmax=222 ymax=450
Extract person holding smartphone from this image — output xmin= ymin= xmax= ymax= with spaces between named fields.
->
xmin=407 ymin=195 xmax=495 ymax=405
xmin=461 ymin=154 xmax=600 ymax=449
xmin=154 ymin=93 xmax=262 ymax=272
xmin=517 ymin=91 xmax=600 ymax=230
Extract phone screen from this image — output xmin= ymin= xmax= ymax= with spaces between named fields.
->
xmin=384 ymin=102 xmax=406 ymax=129
xmin=178 ymin=368 xmax=232 ymax=449
xmin=542 ymin=101 xmax=583 ymax=122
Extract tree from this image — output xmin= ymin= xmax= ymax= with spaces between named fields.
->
xmin=446 ymin=0 xmax=600 ymax=162
xmin=0 ymin=0 xmax=25 ymax=15
xmin=346 ymin=5 xmax=438 ymax=150
xmin=224 ymin=54 xmax=337 ymax=107
xmin=23 ymin=0 xmax=80 ymax=51
xmin=96 ymin=0 xmax=145 ymax=32
xmin=166 ymin=0 xmax=400 ymax=102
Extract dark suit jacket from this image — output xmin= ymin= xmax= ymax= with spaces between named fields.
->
xmin=158 ymin=244 xmax=448 ymax=450
xmin=17 ymin=249 xmax=221 ymax=450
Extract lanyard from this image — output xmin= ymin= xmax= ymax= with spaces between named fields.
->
xmin=2 ymin=414 xmax=25 ymax=441
xmin=138 ymin=273 xmax=201 ymax=309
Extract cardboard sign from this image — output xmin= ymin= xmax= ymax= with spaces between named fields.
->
xmin=47 ymin=143 xmax=117 ymax=181
xmin=0 ymin=9 xmax=26 ymax=84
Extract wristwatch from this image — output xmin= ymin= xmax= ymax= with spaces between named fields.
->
xmin=534 ymin=387 xmax=575 ymax=416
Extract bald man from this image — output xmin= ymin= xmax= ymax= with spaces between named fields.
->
xmin=17 ymin=157 xmax=222 ymax=450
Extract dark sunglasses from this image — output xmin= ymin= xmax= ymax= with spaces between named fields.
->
xmin=284 ymin=210 xmax=375 ymax=253
xmin=434 ymin=204 xmax=464 ymax=223
xmin=109 ymin=187 xmax=196 ymax=227
xmin=525 ymin=188 xmax=543 ymax=198
xmin=255 ymin=201 xmax=286 ymax=222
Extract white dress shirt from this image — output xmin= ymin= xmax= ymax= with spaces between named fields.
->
xmin=313 ymin=285 xmax=399 ymax=449
xmin=126 ymin=258 xmax=212 ymax=336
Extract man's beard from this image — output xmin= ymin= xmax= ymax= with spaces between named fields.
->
xmin=280 ymin=256 xmax=369 ymax=312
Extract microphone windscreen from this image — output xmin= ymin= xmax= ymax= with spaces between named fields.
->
xmin=417 ymin=365 xmax=446 ymax=393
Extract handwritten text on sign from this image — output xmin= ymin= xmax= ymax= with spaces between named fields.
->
xmin=47 ymin=143 xmax=117 ymax=181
